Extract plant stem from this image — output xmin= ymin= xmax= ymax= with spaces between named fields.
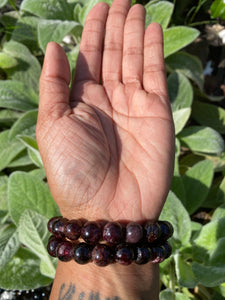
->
xmin=169 ymin=259 xmax=176 ymax=300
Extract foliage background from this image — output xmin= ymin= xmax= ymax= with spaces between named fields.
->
xmin=0 ymin=0 xmax=225 ymax=299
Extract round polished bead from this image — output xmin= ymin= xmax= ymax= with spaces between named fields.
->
xmin=92 ymin=244 xmax=113 ymax=267
xmin=145 ymin=221 xmax=161 ymax=243
xmin=103 ymin=222 xmax=123 ymax=244
xmin=158 ymin=221 xmax=174 ymax=240
xmin=47 ymin=235 xmax=61 ymax=257
xmin=81 ymin=221 xmax=102 ymax=244
xmin=52 ymin=218 xmax=68 ymax=238
xmin=65 ymin=219 xmax=82 ymax=241
xmin=56 ymin=241 xmax=74 ymax=262
xmin=126 ymin=222 xmax=143 ymax=244
xmin=151 ymin=246 xmax=166 ymax=263
xmin=47 ymin=216 xmax=62 ymax=234
xmin=163 ymin=242 xmax=172 ymax=259
xmin=134 ymin=245 xmax=152 ymax=265
xmin=74 ymin=243 xmax=93 ymax=264
xmin=115 ymin=244 xmax=134 ymax=265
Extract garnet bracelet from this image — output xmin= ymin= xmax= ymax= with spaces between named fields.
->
xmin=47 ymin=217 xmax=173 ymax=266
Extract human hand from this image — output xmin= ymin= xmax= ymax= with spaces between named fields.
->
xmin=37 ymin=0 xmax=175 ymax=223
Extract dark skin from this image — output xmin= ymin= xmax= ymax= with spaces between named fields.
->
xmin=37 ymin=0 xmax=175 ymax=299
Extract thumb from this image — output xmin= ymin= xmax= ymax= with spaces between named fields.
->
xmin=38 ymin=42 xmax=71 ymax=122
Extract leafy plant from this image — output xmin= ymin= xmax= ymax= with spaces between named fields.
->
xmin=0 ymin=0 xmax=225 ymax=299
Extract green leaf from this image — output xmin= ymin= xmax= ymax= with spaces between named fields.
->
xmin=0 ymin=130 xmax=25 ymax=171
xmin=193 ymin=217 xmax=225 ymax=263
xmin=3 ymin=41 xmax=41 ymax=93
xmin=211 ymin=0 xmax=225 ymax=19
xmin=18 ymin=135 xmax=43 ymax=168
xmin=192 ymin=101 xmax=225 ymax=134
xmin=192 ymin=262 xmax=225 ymax=287
xmin=0 ymin=109 xmax=21 ymax=127
xmin=160 ymin=289 xmax=191 ymax=300
xmin=0 ymin=80 xmax=38 ymax=111
xmin=160 ymin=191 xmax=191 ymax=246
xmin=178 ymin=126 xmax=225 ymax=155
xmin=182 ymin=160 xmax=214 ymax=214
xmin=0 ymin=0 xmax=8 ymax=8
xmin=164 ymin=27 xmax=199 ymax=58
xmin=0 ymin=224 xmax=20 ymax=271
xmin=21 ymin=0 xmax=74 ymax=20
xmin=168 ymin=71 xmax=193 ymax=111
xmin=174 ymin=254 xmax=198 ymax=288
xmin=78 ymin=0 xmax=102 ymax=25
xmin=0 ymin=53 xmax=18 ymax=69
xmin=9 ymin=110 xmax=37 ymax=140
xmin=173 ymin=108 xmax=191 ymax=135
xmin=7 ymin=150 xmax=33 ymax=168
xmin=212 ymin=203 xmax=225 ymax=221
xmin=145 ymin=1 xmax=174 ymax=29
xmin=8 ymin=171 xmax=59 ymax=225
xmin=38 ymin=20 xmax=80 ymax=52
xmin=0 ymin=247 xmax=52 ymax=290
xmin=18 ymin=209 xmax=56 ymax=278
xmin=0 ymin=175 xmax=8 ymax=211
xmin=166 ymin=51 xmax=203 ymax=90
xmin=11 ymin=16 xmax=40 ymax=51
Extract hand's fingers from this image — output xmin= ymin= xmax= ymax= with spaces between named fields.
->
xmin=38 ymin=42 xmax=71 ymax=122
xmin=143 ymin=23 xmax=168 ymax=98
xmin=102 ymin=0 xmax=131 ymax=96
xmin=122 ymin=4 xmax=145 ymax=86
xmin=71 ymin=2 xmax=109 ymax=88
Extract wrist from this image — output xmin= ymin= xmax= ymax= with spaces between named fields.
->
xmin=50 ymin=260 xmax=159 ymax=300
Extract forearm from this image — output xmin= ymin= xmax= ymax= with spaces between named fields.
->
xmin=50 ymin=261 xmax=159 ymax=300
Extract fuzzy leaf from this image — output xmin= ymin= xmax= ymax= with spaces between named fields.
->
xmin=18 ymin=209 xmax=56 ymax=278
xmin=173 ymin=108 xmax=191 ymax=135
xmin=21 ymin=0 xmax=74 ymax=20
xmin=0 ymin=224 xmax=20 ymax=271
xmin=182 ymin=160 xmax=214 ymax=214
xmin=174 ymin=254 xmax=198 ymax=288
xmin=0 ymin=248 xmax=52 ymax=290
xmin=168 ymin=71 xmax=193 ymax=111
xmin=178 ymin=126 xmax=225 ymax=155
xmin=8 ymin=171 xmax=59 ymax=225
xmin=192 ymin=101 xmax=225 ymax=134
xmin=18 ymin=135 xmax=43 ymax=168
xmin=166 ymin=51 xmax=204 ymax=90
xmin=38 ymin=20 xmax=80 ymax=52
xmin=0 ymin=53 xmax=18 ymax=69
xmin=9 ymin=110 xmax=37 ymax=140
xmin=0 ymin=80 xmax=38 ymax=111
xmin=0 ymin=130 xmax=25 ymax=171
xmin=145 ymin=1 xmax=174 ymax=29
xmin=160 ymin=191 xmax=191 ymax=246
xmin=164 ymin=27 xmax=199 ymax=58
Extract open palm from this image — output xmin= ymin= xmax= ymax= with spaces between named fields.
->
xmin=37 ymin=0 xmax=175 ymax=222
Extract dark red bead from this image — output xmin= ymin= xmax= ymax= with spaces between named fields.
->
xmin=92 ymin=244 xmax=113 ymax=267
xmin=162 ymin=242 xmax=172 ymax=259
xmin=151 ymin=246 xmax=166 ymax=263
xmin=65 ymin=219 xmax=82 ymax=241
xmin=52 ymin=218 xmax=68 ymax=238
xmin=74 ymin=243 xmax=93 ymax=264
xmin=56 ymin=241 xmax=74 ymax=262
xmin=145 ymin=221 xmax=161 ymax=243
xmin=47 ymin=235 xmax=61 ymax=257
xmin=81 ymin=221 xmax=102 ymax=244
xmin=115 ymin=244 xmax=134 ymax=265
xmin=47 ymin=216 xmax=62 ymax=234
xmin=126 ymin=222 xmax=143 ymax=244
xmin=134 ymin=245 xmax=152 ymax=265
xmin=103 ymin=222 xmax=123 ymax=244
xmin=158 ymin=221 xmax=174 ymax=240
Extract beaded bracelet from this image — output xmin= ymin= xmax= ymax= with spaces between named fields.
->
xmin=47 ymin=217 xmax=173 ymax=266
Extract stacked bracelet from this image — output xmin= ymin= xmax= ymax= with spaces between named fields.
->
xmin=47 ymin=217 xmax=173 ymax=266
